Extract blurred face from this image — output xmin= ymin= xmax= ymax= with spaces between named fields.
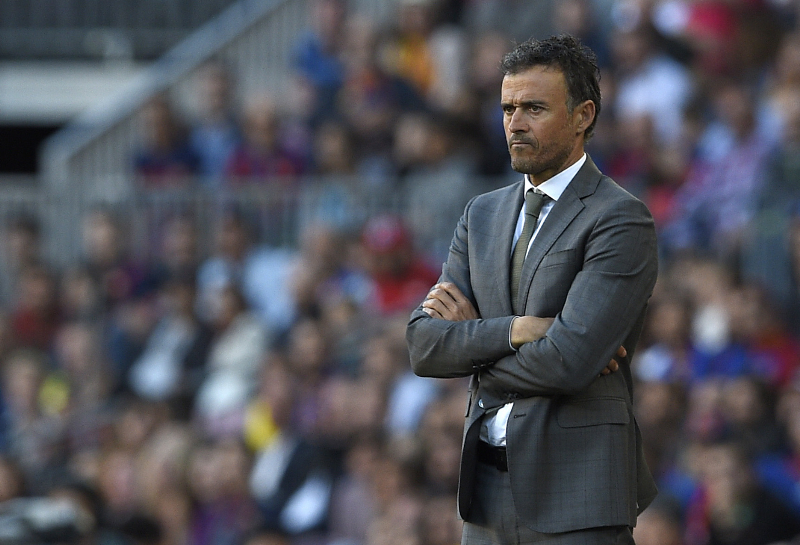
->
xmin=611 ymin=30 xmax=649 ymax=73
xmin=198 ymin=65 xmax=232 ymax=118
xmin=502 ymin=66 xmax=589 ymax=184
xmin=244 ymin=103 xmax=278 ymax=150
xmin=314 ymin=123 xmax=353 ymax=174
xmin=187 ymin=445 xmax=221 ymax=503
xmin=701 ymin=444 xmax=753 ymax=504
xmin=213 ymin=287 xmax=244 ymax=330
xmin=142 ymin=100 xmax=176 ymax=149
xmin=258 ymin=360 xmax=294 ymax=427
xmin=214 ymin=217 xmax=248 ymax=260
xmin=714 ymin=84 xmax=754 ymax=137
xmin=776 ymin=36 xmax=800 ymax=83
xmin=7 ymin=227 xmax=38 ymax=266
xmin=312 ymin=0 xmax=345 ymax=46
xmin=19 ymin=269 xmax=55 ymax=312
xmin=83 ymin=212 xmax=120 ymax=266
xmin=162 ymin=217 xmax=197 ymax=268
xmin=782 ymin=89 xmax=800 ymax=144
xmin=56 ymin=324 xmax=98 ymax=375
xmin=554 ymin=0 xmax=591 ymax=35
xmin=342 ymin=16 xmax=377 ymax=70
xmin=2 ymin=357 xmax=42 ymax=414
xmin=648 ymin=298 xmax=689 ymax=346
xmin=61 ymin=269 xmax=100 ymax=316
xmin=393 ymin=114 xmax=431 ymax=168
xmin=398 ymin=3 xmax=432 ymax=35
xmin=721 ymin=378 xmax=764 ymax=425
xmin=0 ymin=460 xmax=22 ymax=502
xmin=98 ymin=450 xmax=138 ymax=513
xmin=287 ymin=319 xmax=327 ymax=375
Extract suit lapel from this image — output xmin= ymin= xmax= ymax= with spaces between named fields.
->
xmin=491 ymin=181 xmax=525 ymax=316
xmin=517 ymin=157 xmax=603 ymax=310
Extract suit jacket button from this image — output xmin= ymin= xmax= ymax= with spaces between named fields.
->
xmin=478 ymin=399 xmax=484 ymax=409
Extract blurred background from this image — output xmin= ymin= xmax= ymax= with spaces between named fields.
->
xmin=1 ymin=0 xmax=800 ymax=544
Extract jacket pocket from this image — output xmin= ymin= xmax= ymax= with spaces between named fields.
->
xmin=538 ymin=249 xmax=577 ymax=270
xmin=557 ymin=397 xmax=630 ymax=428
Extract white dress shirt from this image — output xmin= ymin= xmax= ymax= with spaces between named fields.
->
xmin=482 ymin=153 xmax=587 ymax=446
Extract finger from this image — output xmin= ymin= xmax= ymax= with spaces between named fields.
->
xmin=608 ymin=359 xmax=619 ymax=372
xmin=423 ymin=297 xmax=452 ymax=319
xmin=438 ymin=282 xmax=478 ymax=318
xmin=437 ymin=282 xmax=465 ymax=300
xmin=422 ymin=307 xmax=444 ymax=319
xmin=616 ymin=345 xmax=627 ymax=359
xmin=427 ymin=286 xmax=460 ymax=315
xmin=601 ymin=367 xmax=610 ymax=375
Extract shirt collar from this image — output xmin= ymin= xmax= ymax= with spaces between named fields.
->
xmin=524 ymin=153 xmax=586 ymax=201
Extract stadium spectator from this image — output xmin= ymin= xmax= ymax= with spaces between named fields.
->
xmin=10 ymin=264 xmax=60 ymax=352
xmin=133 ymin=95 xmax=199 ymax=186
xmin=194 ymin=284 xmax=268 ymax=439
xmin=224 ymin=95 xmax=305 ymax=185
xmin=0 ymin=214 xmax=42 ymax=308
xmin=80 ymin=208 xmax=147 ymax=311
xmin=186 ymin=438 xmax=262 ymax=545
xmin=8 ymin=2 xmax=800 ymax=543
xmin=189 ymin=61 xmax=242 ymax=184
xmin=196 ymin=207 xmax=298 ymax=336
xmin=380 ymin=0 xmax=468 ymax=114
xmin=291 ymin=0 xmax=348 ymax=125
xmin=335 ymin=15 xmax=425 ymax=182
xmin=665 ymin=80 xmax=773 ymax=260
xmin=358 ymin=214 xmax=439 ymax=317
xmin=684 ymin=440 xmax=800 ymax=545
xmin=611 ymin=24 xmax=694 ymax=147
xmin=127 ymin=275 xmax=211 ymax=416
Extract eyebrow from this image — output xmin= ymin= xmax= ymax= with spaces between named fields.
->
xmin=500 ymin=99 xmax=548 ymax=109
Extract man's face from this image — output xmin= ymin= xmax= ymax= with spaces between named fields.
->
xmin=501 ymin=66 xmax=586 ymax=183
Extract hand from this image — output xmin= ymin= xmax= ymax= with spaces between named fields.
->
xmin=510 ymin=315 xmax=555 ymax=348
xmin=421 ymin=282 xmax=479 ymax=321
xmin=600 ymin=345 xmax=626 ymax=375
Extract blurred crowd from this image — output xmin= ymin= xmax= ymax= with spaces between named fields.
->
xmin=2 ymin=0 xmax=800 ymax=544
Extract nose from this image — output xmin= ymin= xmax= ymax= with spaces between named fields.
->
xmin=507 ymin=108 xmax=527 ymax=133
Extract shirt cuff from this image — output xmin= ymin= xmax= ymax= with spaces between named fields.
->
xmin=509 ymin=316 xmax=520 ymax=351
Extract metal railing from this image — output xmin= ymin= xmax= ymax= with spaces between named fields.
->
xmin=0 ymin=173 xmax=504 ymax=272
xmin=39 ymin=0 xmax=394 ymax=199
xmin=40 ymin=0 xmax=308 ymax=198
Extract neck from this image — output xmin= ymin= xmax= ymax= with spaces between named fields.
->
xmin=529 ymin=142 xmax=585 ymax=186
xmin=529 ymin=146 xmax=585 ymax=186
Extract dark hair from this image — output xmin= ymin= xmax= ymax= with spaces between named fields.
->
xmin=501 ymin=34 xmax=602 ymax=140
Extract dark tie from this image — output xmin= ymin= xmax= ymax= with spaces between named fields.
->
xmin=511 ymin=189 xmax=548 ymax=312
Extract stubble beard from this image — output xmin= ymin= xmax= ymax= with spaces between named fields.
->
xmin=509 ymin=139 xmax=574 ymax=178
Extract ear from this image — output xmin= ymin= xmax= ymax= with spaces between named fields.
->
xmin=573 ymin=100 xmax=596 ymax=136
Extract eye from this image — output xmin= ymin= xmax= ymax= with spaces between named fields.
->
xmin=502 ymin=105 xmax=515 ymax=115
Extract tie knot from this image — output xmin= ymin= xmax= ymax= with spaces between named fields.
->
xmin=525 ymin=189 xmax=548 ymax=217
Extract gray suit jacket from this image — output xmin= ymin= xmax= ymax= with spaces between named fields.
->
xmin=406 ymin=156 xmax=658 ymax=532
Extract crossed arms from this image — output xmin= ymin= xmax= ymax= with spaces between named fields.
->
xmin=422 ymin=282 xmax=625 ymax=374
xmin=406 ymin=193 xmax=658 ymax=398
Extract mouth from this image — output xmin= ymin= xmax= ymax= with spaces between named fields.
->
xmin=509 ymin=138 xmax=535 ymax=149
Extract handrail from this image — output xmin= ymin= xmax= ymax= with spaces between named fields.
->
xmin=40 ymin=0 xmax=297 ymax=190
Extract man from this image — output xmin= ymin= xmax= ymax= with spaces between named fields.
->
xmin=406 ymin=35 xmax=658 ymax=544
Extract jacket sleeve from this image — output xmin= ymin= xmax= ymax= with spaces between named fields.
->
xmin=406 ymin=196 xmax=516 ymax=379
xmin=479 ymin=196 xmax=658 ymax=397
